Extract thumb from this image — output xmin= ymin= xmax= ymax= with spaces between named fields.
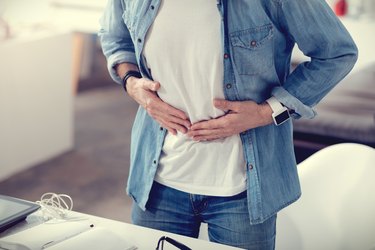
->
xmin=213 ymin=99 xmax=236 ymax=111
xmin=143 ymin=80 xmax=160 ymax=92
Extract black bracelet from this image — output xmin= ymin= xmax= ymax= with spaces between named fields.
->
xmin=121 ymin=70 xmax=142 ymax=92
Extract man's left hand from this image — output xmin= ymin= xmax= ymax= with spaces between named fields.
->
xmin=187 ymin=99 xmax=273 ymax=141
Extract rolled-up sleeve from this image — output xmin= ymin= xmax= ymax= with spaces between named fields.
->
xmin=271 ymin=0 xmax=358 ymax=119
xmin=98 ymin=0 xmax=137 ymax=84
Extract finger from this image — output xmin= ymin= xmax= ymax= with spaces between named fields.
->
xmin=190 ymin=118 xmax=224 ymax=130
xmin=159 ymin=122 xmax=177 ymax=136
xmin=148 ymin=102 xmax=190 ymax=128
xmin=160 ymin=118 xmax=188 ymax=134
xmin=164 ymin=115 xmax=191 ymax=130
xmin=145 ymin=94 xmax=189 ymax=121
xmin=158 ymin=101 xmax=190 ymax=121
xmin=193 ymin=135 xmax=220 ymax=141
xmin=145 ymin=96 xmax=190 ymax=125
xmin=187 ymin=128 xmax=219 ymax=137
xmin=188 ymin=125 xmax=234 ymax=137
xmin=193 ymin=130 xmax=232 ymax=141
xmin=167 ymin=128 xmax=177 ymax=136
xmin=213 ymin=99 xmax=237 ymax=111
xmin=155 ymin=108 xmax=191 ymax=128
xmin=142 ymin=79 xmax=160 ymax=91
xmin=169 ymin=122 xmax=188 ymax=134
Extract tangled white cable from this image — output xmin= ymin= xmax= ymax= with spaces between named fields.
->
xmin=36 ymin=193 xmax=73 ymax=220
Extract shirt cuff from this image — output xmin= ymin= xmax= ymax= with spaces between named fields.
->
xmin=107 ymin=51 xmax=138 ymax=85
xmin=271 ymin=86 xmax=317 ymax=119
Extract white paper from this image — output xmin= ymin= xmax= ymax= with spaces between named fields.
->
xmin=0 ymin=220 xmax=136 ymax=250
xmin=47 ymin=227 xmax=137 ymax=250
xmin=0 ymin=220 xmax=93 ymax=250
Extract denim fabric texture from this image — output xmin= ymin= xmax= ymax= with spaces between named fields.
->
xmin=132 ymin=182 xmax=277 ymax=249
xmin=99 ymin=0 xmax=358 ymax=225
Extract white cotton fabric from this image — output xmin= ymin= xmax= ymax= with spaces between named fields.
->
xmin=143 ymin=0 xmax=246 ymax=196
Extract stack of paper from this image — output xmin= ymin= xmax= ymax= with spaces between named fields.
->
xmin=0 ymin=220 xmax=136 ymax=250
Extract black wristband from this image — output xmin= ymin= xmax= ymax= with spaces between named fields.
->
xmin=121 ymin=70 xmax=142 ymax=92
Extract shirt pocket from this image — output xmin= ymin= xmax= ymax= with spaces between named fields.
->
xmin=230 ymin=24 xmax=274 ymax=76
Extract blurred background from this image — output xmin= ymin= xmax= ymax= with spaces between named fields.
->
xmin=0 ymin=0 xmax=374 ymax=225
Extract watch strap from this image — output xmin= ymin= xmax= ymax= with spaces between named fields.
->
xmin=121 ymin=70 xmax=142 ymax=92
xmin=265 ymin=96 xmax=284 ymax=113
xmin=266 ymin=96 xmax=291 ymax=126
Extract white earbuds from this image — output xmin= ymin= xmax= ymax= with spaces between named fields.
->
xmin=36 ymin=193 xmax=73 ymax=220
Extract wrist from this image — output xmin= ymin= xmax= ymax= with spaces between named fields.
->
xmin=126 ymin=76 xmax=139 ymax=95
xmin=122 ymin=70 xmax=142 ymax=92
xmin=265 ymin=97 xmax=291 ymax=126
xmin=258 ymin=102 xmax=274 ymax=126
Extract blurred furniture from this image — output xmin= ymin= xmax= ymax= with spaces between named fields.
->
xmin=72 ymin=32 xmax=114 ymax=93
xmin=292 ymin=19 xmax=375 ymax=162
xmin=276 ymin=143 xmax=375 ymax=250
xmin=0 ymin=0 xmax=115 ymax=181
xmin=293 ymin=63 xmax=375 ymax=162
xmin=0 ymin=1 xmax=112 ymax=95
xmin=0 ymin=33 xmax=74 ymax=181
xmin=0 ymin=17 xmax=11 ymax=40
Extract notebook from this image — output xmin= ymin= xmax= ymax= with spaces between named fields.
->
xmin=0 ymin=220 xmax=137 ymax=250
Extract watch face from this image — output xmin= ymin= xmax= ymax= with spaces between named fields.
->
xmin=275 ymin=110 xmax=290 ymax=125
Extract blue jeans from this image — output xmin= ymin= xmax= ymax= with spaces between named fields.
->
xmin=131 ymin=182 xmax=276 ymax=249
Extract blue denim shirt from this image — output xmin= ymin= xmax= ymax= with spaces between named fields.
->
xmin=99 ymin=0 xmax=357 ymax=224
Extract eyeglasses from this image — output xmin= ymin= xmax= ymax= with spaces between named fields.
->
xmin=156 ymin=236 xmax=192 ymax=250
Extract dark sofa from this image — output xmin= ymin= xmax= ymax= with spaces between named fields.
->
xmin=293 ymin=63 xmax=375 ymax=163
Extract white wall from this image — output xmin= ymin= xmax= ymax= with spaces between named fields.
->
xmin=0 ymin=33 xmax=74 ymax=181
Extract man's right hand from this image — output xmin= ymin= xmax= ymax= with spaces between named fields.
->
xmin=126 ymin=77 xmax=191 ymax=135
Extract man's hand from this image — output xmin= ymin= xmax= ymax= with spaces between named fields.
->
xmin=127 ymin=77 xmax=191 ymax=135
xmin=187 ymin=99 xmax=273 ymax=141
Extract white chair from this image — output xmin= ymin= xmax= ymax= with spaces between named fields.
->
xmin=276 ymin=143 xmax=375 ymax=250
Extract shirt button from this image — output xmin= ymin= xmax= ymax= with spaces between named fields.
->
xmin=248 ymin=164 xmax=254 ymax=170
xmin=137 ymin=38 xmax=142 ymax=43
xmin=226 ymin=83 xmax=232 ymax=89
xmin=250 ymin=40 xmax=257 ymax=47
xmin=224 ymin=53 xmax=229 ymax=59
xmin=160 ymin=127 xmax=163 ymax=131
xmin=150 ymin=5 xmax=155 ymax=10
xmin=153 ymin=160 xmax=157 ymax=164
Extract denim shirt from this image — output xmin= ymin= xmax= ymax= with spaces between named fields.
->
xmin=99 ymin=0 xmax=357 ymax=224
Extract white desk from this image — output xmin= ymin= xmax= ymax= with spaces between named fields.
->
xmin=0 ymin=211 xmax=243 ymax=250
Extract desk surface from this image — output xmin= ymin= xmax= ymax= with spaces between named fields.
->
xmin=0 ymin=211 xmax=242 ymax=250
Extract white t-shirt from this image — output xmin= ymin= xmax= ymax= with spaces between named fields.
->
xmin=143 ymin=0 xmax=246 ymax=196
